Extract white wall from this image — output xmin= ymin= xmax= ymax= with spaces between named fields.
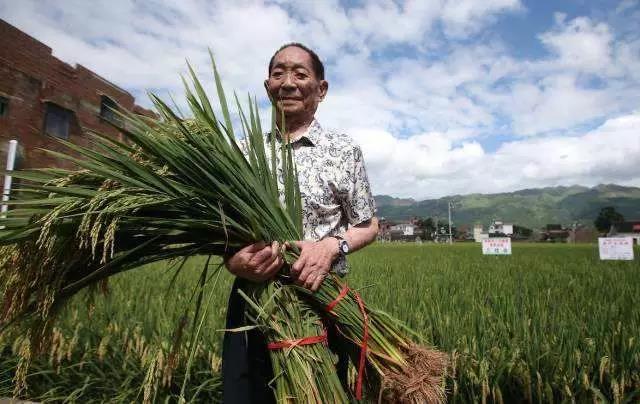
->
xmin=503 ymin=224 xmax=514 ymax=235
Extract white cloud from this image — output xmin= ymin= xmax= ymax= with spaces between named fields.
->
xmin=350 ymin=128 xmax=486 ymax=197
xmin=484 ymin=74 xmax=618 ymax=136
xmin=348 ymin=0 xmax=443 ymax=45
xmin=492 ymin=111 xmax=640 ymax=184
xmin=539 ymin=13 xmax=614 ymax=74
xmin=469 ymin=15 xmax=640 ymax=136
xmin=351 ymin=111 xmax=640 ymax=198
xmin=613 ymin=37 xmax=640 ymax=81
xmin=441 ymin=0 xmax=524 ymax=38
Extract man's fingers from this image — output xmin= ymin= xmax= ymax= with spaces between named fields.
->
xmin=304 ymin=270 xmax=325 ymax=290
xmin=270 ymin=241 xmax=280 ymax=260
xmin=258 ymin=255 xmax=283 ymax=280
xmin=291 ymin=254 xmax=307 ymax=274
xmin=243 ymin=241 xmax=266 ymax=253
xmin=247 ymin=241 xmax=281 ymax=270
xmin=296 ymin=264 xmax=317 ymax=285
xmin=249 ymin=246 xmax=275 ymax=268
xmin=303 ymin=272 xmax=315 ymax=289
xmin=310 ymin=272 xmax=326 ymax=292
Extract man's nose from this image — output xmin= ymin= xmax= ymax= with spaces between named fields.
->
xmin=281 ymin=72 xmax=296 ymax=89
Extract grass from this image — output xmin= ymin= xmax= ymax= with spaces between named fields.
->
xmin=1 ymin=242 xmax=639 ymax=402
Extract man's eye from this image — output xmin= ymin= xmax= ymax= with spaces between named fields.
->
xmin=295 ymin=73 xmax=308 ymax=79
xmin=272 ymin=71 xmax=283 ymax=78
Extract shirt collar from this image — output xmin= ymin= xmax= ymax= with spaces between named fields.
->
xmin=269 ymin=119 xmax=322 ymax=147
xmin=300 ymin=119 xmax=322 ymax=146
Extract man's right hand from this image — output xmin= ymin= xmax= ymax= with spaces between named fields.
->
xmin=224 ymin=241 xmax=284 ymax=282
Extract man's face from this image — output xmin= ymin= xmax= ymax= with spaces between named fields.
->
xmin=266 ymin=46 xmax=328 ymax=120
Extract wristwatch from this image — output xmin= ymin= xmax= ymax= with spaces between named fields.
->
xmin=334 ymin=235 xmax=350 ymax=256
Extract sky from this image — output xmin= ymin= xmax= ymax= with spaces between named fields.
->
xmin=1 ymin=0 xmax=639 ymax=199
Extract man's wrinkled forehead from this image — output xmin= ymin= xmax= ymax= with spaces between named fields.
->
xmin=271 ymin=47 xmax=314 ymax=72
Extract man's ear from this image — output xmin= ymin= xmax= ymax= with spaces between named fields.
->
xmin=318 ymin=80 xmax=328 ymax=101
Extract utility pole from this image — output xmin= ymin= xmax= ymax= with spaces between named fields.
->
xmin=1 ymin=140 xmax=18 ymax=230
xmin=1 ymin=140 xmax=17 ymax=214
xmin=448 ymin=200 xmax=453 ymax=244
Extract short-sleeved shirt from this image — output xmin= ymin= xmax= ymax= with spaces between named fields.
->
xmin=247 ymin=119 xmax=376 ymax=275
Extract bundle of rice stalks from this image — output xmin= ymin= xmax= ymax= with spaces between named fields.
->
xmin=0 ymin=54 xmax=447 ymax=402
xmin=238 ymin=282 xmax=349 ymax=403
xmin=299 ymin=276 xmax=449 ymax=403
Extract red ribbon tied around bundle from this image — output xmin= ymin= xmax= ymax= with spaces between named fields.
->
xmin=267 ymin=327 xmax=328 ymax=350
xmin=266 ymin=283 xmax=369 ymax=400
xmin=325 ymin=284 xmax=369 ymax=401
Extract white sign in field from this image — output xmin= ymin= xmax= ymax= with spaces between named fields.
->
xmin=482 ymin=237 xmax=512 ymax=255
xmin=598 ymin=237 xmax=634 ymax=260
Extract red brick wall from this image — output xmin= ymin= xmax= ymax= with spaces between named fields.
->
xmin=0 ymin=19 xmax=153 ymax=176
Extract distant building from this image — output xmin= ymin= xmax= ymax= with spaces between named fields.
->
xmin=473 ymin=220 xmax=515 ymax=241
xmin=377 ymin=218 xmax=425 ymax=242
xmin=567 ymin=226 xmax=597 ymax=243
xmin=488 ymin=220 xmax=513 ymax=236
xmin=608 ymin=221 xmax=640 ymax=244
xmin=0 ymin=19 xmax=153 ymax=173
xmin=377 ymin=217 xmax=390 ymax=240
xmin=456 ymin=224 xmax=473 ymax=241
xmin=473 ymin=224 xmax=489 ymax=242
xmin=390 ymin=223 xmax=416 ymax=236
xmin=540 ymin=224 xmax=570 ymax=242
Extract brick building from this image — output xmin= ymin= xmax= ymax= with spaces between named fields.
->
xmin=0 ymin=19 xmax=152 ymax=175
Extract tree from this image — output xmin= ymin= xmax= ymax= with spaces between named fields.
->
xmin=434 ymin=224 xmax=457 ymax=242
xmin=594 ymin=206 xmax=624 ymax=232
xmin=513 ymin=225 xmax=533 ymax=239
xmin=416 ymin=217 xmax=436 ymax=240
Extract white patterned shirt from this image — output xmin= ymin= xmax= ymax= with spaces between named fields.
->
xmin=249 ymin=119 xmax=377 ymax=275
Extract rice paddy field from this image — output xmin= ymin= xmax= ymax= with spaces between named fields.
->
xmin=1 ymin=242 xmax=639 ymax=403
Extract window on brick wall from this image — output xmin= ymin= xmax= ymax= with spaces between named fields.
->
xmin=44 ymin=103 xmax=72 ymax=139
xmin=0 ymin=96 xmax=8 ymax=117
xmin=100 ymin=95 xmax=122 ymax=126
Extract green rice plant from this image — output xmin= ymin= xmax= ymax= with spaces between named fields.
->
xmin=1 ymin=244 xmax=638 ymax=402
xmin=1 ymin=257 xmax=227 ymax=403
xmin=347 ymin=243 xmax=640 ymax=403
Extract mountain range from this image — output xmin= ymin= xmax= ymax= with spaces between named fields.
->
xmin=374 ymin=184 xmax=640 ymax=229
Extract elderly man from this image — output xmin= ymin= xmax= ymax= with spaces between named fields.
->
xmin=222 ymin=43 xmax=379 ymax=403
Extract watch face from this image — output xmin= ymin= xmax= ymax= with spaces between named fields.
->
xmin=340 ymin=240 xmax=350 ymax=254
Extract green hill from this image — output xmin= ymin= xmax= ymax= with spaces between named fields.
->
xmin=375 ymin=184 xmax=640 ymax=229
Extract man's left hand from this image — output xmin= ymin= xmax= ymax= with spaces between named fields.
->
xmin=290 ymin=238 xmax=339 ymax=291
